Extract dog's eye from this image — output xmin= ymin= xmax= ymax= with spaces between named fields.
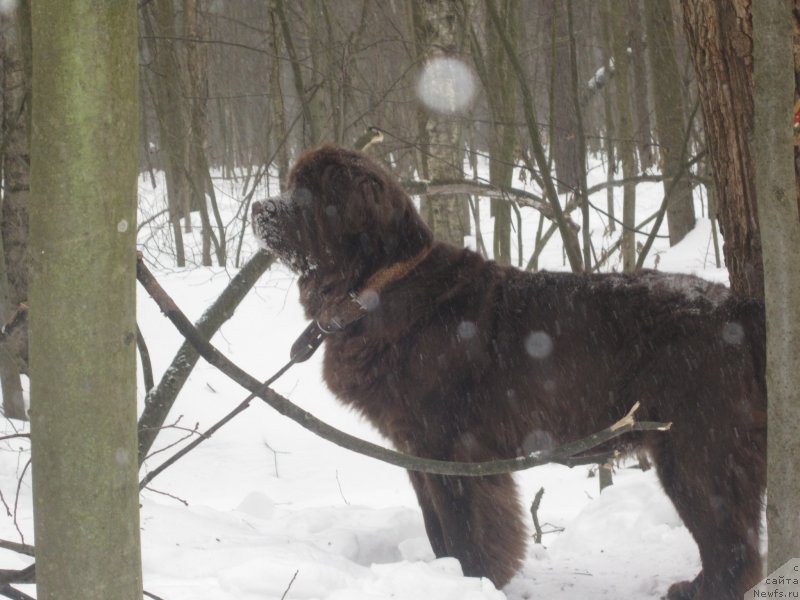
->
xmin=293 ymin=188 xmax=313 ymax=207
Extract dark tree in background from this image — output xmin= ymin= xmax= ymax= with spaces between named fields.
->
xmin=0 ymin=3 xmax=30 ymax=420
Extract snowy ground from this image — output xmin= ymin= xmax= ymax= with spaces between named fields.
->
xmin=0 ymin=157 xmax=739 ymax=599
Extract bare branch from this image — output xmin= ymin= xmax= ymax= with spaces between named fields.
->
xmin=0 ymin=564 xmax=34 ymax=585
xmin=0 ymin=540 xmax=33 ymax=557
xmin=0 ymin=583 xmax=34 ymax=600
xmin=137 ymin=257 xmax=671 ymax=478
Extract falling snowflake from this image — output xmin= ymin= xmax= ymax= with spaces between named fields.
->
xmin=415 ymin=57 xmax=476 ymax=115
xmin=525 ymin=331 xmax=553 ymax=359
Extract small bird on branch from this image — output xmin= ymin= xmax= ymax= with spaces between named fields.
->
xmin=353 ymin=126 xmax=384 ymax=152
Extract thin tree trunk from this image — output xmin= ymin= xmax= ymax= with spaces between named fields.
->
xmin=645 ymin=0 xmax=696 ymax=246
xmin=610 ymin=0 xmax=637 ymax=271
xmin=274 ymin=0 xmax=319 ymax=146
xmin=566 ymin=0 xmax=592 ymax=270
xmin=628 ymin=0 xmax=655 ymax=171
xmin=486 ymin=0 xmax=583 ymax=271
xmin=477 ymin=0 xmax=518 ymax=264
xmin=543 ymin=0 xmax=579 ymax=194
xmin=142 ymin=0 xmax=186 ymax=266
xmin=267 ymin=8 xmax=290 ymax=186
xmin=0 ymin=1 xmax=30 ymax=419
xmin=600 ymin=5 xmax=617 ymax=234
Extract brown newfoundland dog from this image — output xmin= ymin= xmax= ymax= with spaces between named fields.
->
xmin=252 ymin=145 xmax=766 ymax=599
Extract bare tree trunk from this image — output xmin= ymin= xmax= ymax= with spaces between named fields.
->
xmin=274 ymin=0 xmax=319 ymax=147
xmin=267 ymin=8 xmax=290 ymax=186
xmin=681 ymin=0 xmax=762 ymax=299
xmin=0 ymin=3 xmax=30 ymax=419
xmin=542 ymin=0 xmax=579 ymax=194
xmin=628 ymin=0 xmax=655 ymax=171
xmin=645 ymin=0 xmax=696 ymax=246
xmin=479 ymin=0 xmax=518 ymax=264
xmin=412 ymin=0 xmax=470 ymax=248
xmin=185 ymin=0 xmax=225 ymax=266
xmin=752 ymin=0 xmax=800 ymax=571
xmin=600 ymin=5 xmax=617 ymax=233
xmin=29 ymin=1 xmax=143 ymax=596
xmin=610 ymin=0 xmax=637 ymax=271
xmin=142 ymin=0 xmax=187 ymax=266
xmin=566 ymin=0 xmax=592 ymax=270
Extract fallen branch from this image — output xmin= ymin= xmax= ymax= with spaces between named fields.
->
xmin=137 ymin=257 xmax=671 ymax=478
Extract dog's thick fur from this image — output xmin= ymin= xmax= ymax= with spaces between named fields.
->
xmin=252 ymin=146 xmax=766 ymax=599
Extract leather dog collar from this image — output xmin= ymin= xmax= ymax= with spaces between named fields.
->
xmin=290 ymin=246 xmax=433 ymax=363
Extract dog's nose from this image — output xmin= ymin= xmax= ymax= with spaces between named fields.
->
xmin=253 ymin=199 xmax=279 ymax=219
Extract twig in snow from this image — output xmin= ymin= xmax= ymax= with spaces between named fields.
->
xmin=143 ymin=486 xmax=189 ymax=506
xmin=280 ymin=570 xmax=299 ymax=600
xmin=335 ymin=470 xmax=350 ymax=506
xmin=12 ymin=460 xmax=29 ymax=543
xmin=263 ymin=439 xmax=290 ymax=478
xmin=530 ymin=487 xmax=545 ymax=544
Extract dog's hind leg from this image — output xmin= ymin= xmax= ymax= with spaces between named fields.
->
xmin=647 ymin=423 xmax=765 ymax=600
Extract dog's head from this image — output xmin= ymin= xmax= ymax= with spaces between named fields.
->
xmin=252 ymin=146 xmax=432 ymax=289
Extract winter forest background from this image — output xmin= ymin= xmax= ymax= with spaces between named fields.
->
xmin=0 ymin=1 xmax=798 ymax=599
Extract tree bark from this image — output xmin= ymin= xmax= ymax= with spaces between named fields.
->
xmin=412 ymin=0 xmax=471 ymax=248
xmin=645 ymin=0 xmax=696 ymax=246
xmin=481 ymin=0 xmax=518 ymax=265
xmin=29 ymin=1 xmax=143 ymax=597
xmin=752 ymin=0 xmax=800 ymax=571
xmin=543 ymin=0 xmax=579 ymax=194
xmin=0 ymin=1 xmax=30 ymax=419
xmin=141 ymin=0 xmax=187 ymax=266
xmin=627 ymin=0 xmax=655 ymax=171
xmin=681 ymin=0 xmax=762 ymax=299
xmin=610 ymin=0 xmax=638 ymax=271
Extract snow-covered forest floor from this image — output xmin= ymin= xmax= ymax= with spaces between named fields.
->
xmin=0 ymin=156 xmax=745 ymax=599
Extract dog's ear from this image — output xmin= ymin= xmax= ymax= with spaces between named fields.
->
xmin=341 ymin=174 xmax=396 ymax=232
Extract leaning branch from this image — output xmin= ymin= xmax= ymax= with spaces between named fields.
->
xmin=137 ymin=249 xmax=274 ymax=464
xmin=137 ymin=257 xmax=670 ymax=478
